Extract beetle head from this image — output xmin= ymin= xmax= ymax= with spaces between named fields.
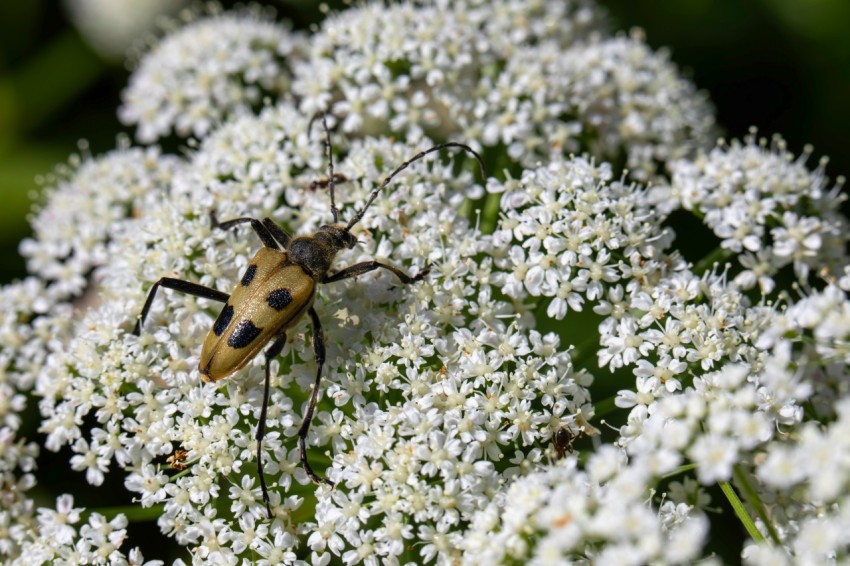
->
xmin=319 ymin=224 xmax=357 ymax=250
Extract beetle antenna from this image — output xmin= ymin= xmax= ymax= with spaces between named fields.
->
xmin=308 ymin=112 xmax=340 ymax=223
xmin=346 ymin=142 xmax=486 ymax=230
xmin=322 ymin=114 xmax=340 ymax=223
xmin=306 ymin=112 xmax=322 ymax=141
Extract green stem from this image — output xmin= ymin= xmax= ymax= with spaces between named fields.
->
xmin=570 ymin=332 xmax=599 ymax=369
xmin=660 ymin=463 xmax=698 ymax=479
xmin=480 ymin=192 xmax=501 ymax=233
xmin=82 ymin=503 xmax=164 ymax=523
xmin=733 ymin=464 xmax=782 ymax=545
xmin=719 ymin=481 xmax=763 ymax=543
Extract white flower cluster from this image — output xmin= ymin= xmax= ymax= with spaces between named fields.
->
xmin=121 ymin=0 xmax=715 ymax=178
xmin=7 ymin=0 xmax=850 ymax=564
xmin=622 ymin=360 xmax=801 ymax=486
xmin=607 ymin=266 xmax=775 ymax=406
xmin=0 ymin=276 xmax=68 ymax=561
xmin=20 ymin=144 xmax=183 ymax=301
xmin=31 ymin=98 xmax=594 ymax=563
xmin=120 ymin=7 xmax=302 ymax=142
xmin=756 ymin=283 xmax=850 ymax=420
xmin=747 ymin=397 xmax=850 ymax=565
xmin=487 ymin=158 xmax=678 ymax=321
xmin=312 ymin=317 xmax=590 ymax=564
xmin=462 ymin=452 xmax=709 ymax=564
xmin=741 ymin=284 xmax=850 ymax=564
xmin=293 ymin=0 xmax=602 ymax=138
xmin=511 ymin=33 xmax=716 ymax=181
xmin=486 ymin=160 xmax=775 ymax=403
xmin=9 ymin=495 xmax=158 ymax=566
xmin=663 ymin=133 xmax=849 ymax=293
xmin=608 ymin=281 xmax=850 ymax=563
xmin=0 ymin=276 xmax=151 ymax=564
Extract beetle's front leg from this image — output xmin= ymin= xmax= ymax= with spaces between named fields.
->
xmin=322 ymin=260 xmax=431 ymax=285
xmin=210 ymin=213 xmax=292 ymax=250
xmin=257 ymin=333 xmax=287 ymax=519
xmin=133 ymin=278 xmax=229 ymax=336
xmin=298 ymin=307 xmax=335 ymax=487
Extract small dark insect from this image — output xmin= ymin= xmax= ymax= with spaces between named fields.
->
xmin=133 ymin=114 xmax=486 ymax=518
xmin=309 ymin=172 xmax=349 ymax=191
xmin=554 ymin=427 xmax=576 ymax=460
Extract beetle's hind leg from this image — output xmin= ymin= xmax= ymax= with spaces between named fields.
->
xmin=298 ymin=307 xmax=335 ymax=487
xmin=133 ymin=278 xmax=229 ymax=335
xmin=257 ymin=333 xmax=287 ymax=519
xmin=258 ymin=308 xmax=334 ymax=520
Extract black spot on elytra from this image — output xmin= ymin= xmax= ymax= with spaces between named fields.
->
xmin=241 ymin=264 xmax=258 ymax=287
xmin=227 ymin=320 xmax=263 ymax=348
xmin=267 ymin=288 xmax=293 ymax=311
xmin=213 ymin=304 xmax=234 ymax=336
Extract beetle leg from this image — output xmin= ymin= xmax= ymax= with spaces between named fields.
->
xmin=133 ymin=278 xmax=229 ymax=335
xmin=299 ymin=307 xmax=335 ymax=487
xmin=210 ymin=213 xmax=291 ymax=249
xmin=261 ymin=218 xmax=292 ymax=249
xmin=322 ymin=260 xmax=431 ymax=285
xmin=257 ymin=333 xmax=287 ymax=519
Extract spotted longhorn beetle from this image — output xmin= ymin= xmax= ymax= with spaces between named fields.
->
xmin=133 ymin=115 xmax=485 ymax=518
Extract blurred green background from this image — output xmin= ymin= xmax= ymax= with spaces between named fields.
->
xmin=1 ymin=0 xmax=848 ymax=284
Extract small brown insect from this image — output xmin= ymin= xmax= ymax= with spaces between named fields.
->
xmin=309 ymin=172 xmax=349 ymax=192
xmin=554 ymin=427 xmax=576 ymax=460
xmin=167 ymin=449 xmax=189 ymax=471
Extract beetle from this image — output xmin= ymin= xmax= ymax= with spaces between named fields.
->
xmin=132 ymin=114 xmax=485 ymax=518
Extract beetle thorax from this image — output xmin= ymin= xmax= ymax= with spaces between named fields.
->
xmin=288 ymin=224 xmax=356 ymax=280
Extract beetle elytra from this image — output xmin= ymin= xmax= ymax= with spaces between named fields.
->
xmin=133 ymin=115 xmax=485 ymax=518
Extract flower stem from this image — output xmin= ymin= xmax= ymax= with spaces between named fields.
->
xmin=661 ymin=463 xmax=698 ymax=479
xmin=718 ymin=480 xmax=763 ymax=543
xmin=480 ymin=191 xmax=501 ymax=233
xmin=732 ymin=464 xmax=782 ymax=545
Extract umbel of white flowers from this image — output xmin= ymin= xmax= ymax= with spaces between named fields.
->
xmin=2 ymin=1 xmax=849 ymax=565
